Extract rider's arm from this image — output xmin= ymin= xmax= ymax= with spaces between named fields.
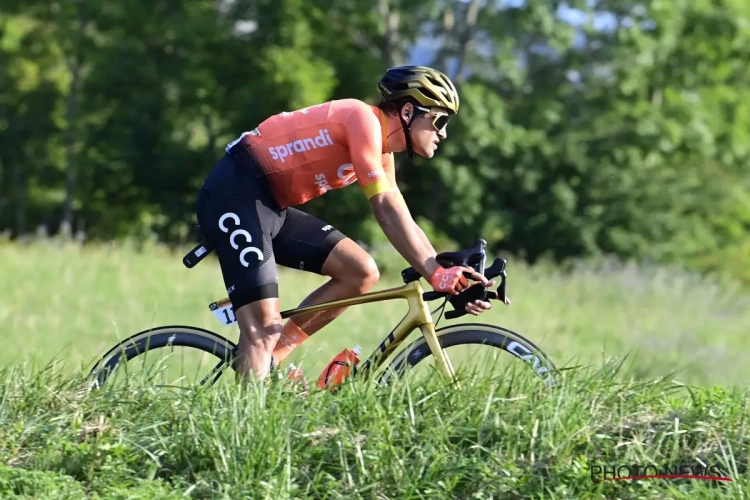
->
xmin=382 ymin=154 xmax=438 ymax=262
xmin=368 ymin=190 xmax=441 ymax=280
xmin=370 ymin=187 xmax=482 ymax=294
xmin=344 ymin=108 xmax=442 ymax=279
xmin=414 ymin=221 xmax=437 ymax=259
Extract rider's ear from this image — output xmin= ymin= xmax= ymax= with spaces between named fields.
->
xmin=401 ymin=103 xmax=413 ymax=124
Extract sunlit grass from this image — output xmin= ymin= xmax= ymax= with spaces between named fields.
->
xmin=0 ymin=361 xmax=747 ymax=498
xmin=1 ymin=240 xmax=748 ymax=387
xmin=2 ymin=240 xmax=750 ymax=497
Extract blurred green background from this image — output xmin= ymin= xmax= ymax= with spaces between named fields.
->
xmin=1 ymin=0 xmax=749 ymax=383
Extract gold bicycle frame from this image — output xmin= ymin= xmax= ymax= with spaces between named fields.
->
xmin=276 ymin=280 xmax=458 ymax=382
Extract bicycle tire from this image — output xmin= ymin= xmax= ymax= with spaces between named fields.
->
xmin=88 ymin=325 xmax=237 ymax=389
xmin=378 ymin=323 xmax=558 ymax=388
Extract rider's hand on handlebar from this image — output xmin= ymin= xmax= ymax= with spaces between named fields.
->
xmin=428 ymin=265 xmax=489 ymax=295
xmin=462 ymin=280 xmax=512 ymax=315
xmin=464 ymin=279 xmax=495 ymax=315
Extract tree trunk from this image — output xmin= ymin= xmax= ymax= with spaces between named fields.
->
xmin=428 ymin=0 xmax=484 ymax=221
xmin=12 ymin=159 xmax=25 ymax=237
xmin=61 ymin=56 xmax=82 ymax=237
xmin=61 ymin=8 xmax=88 ymax=238
xmin=379 ymin=0 xmax=404 ymax=67
xmin=434 ymin=6 xmax=455 ymax=75
xmin=452 ymin=0 xmax=482 ymax=83
xmin=0 ymin=155 xmax=5 ymax=224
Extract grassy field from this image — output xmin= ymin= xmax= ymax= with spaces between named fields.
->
xmin=1 ymin=362 xmax=749 ymax=499
xmin=1 ymin=239 xmax=750 ymax=498
xmin=2 ymin=239 xmax=749 ymax=386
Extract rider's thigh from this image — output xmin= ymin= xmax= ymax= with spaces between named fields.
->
xmin=196 ymin=155 xmax=285 ymax=310
xmin=320 ymin=238 xmax=380 ymax=291
xmin=272 ymin=208 xmax=379 ymax=290
xmin=272 ymin=207 xmax=344 ymax=274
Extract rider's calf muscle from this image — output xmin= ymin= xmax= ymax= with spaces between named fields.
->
xmin=234 ymin=298 xmax=282 ymax=380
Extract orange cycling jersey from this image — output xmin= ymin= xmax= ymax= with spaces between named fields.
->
xmin=226 ymin=99 xmax=401 ymax=209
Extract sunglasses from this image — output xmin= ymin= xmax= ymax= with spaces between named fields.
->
xmin=415 ymin=106 xmax=452 ymax=132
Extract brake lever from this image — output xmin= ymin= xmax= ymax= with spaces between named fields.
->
xmin=497 ymin=271 xmax=508 ymax=305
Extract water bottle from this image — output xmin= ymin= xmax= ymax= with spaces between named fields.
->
xmin=316 ymin=345 xmax=362 ymax=390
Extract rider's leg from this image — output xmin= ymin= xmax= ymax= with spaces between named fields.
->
xmin=232 ymin=298 xmax=283 ymax=380
xmin=270 ymin=208 xmax=381 ymax=364
xmin=287 ymin=237 xmax=379 ymax=334
xmin=233 ymin=236 xmax=378 ymax=375
xmin=272 ymin=238 xmax=379 ymax=365
xmin=195 ymin=153 xmax=287 ymax=380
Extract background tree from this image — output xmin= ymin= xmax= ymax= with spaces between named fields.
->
xmin=0 ymin=0 xmax=747 ymax=282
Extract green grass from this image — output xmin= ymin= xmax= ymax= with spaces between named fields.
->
xmin=0 ymin=362 xmax=748 ymax=498
xmin=1 ymin=239 xmax=749 ymax=386
xmin=1 ymin=239 xmax=750 ymax=497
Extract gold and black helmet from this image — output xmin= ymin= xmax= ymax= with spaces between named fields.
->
xmin=378 ymin=65 xmax=459 ymax=115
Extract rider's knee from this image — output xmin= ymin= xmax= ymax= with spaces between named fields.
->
xmin=355 ymin=254 xmax=380 ymax=292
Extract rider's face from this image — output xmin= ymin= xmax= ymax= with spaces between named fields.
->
xmin=401 ymin=104 xmax=451 ymax=158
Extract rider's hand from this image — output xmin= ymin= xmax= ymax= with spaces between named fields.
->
xmin=464 ymin=279 xmax=494 ymax=315
xmin=429 ymin=265 xmax=488 ymax=295
xmin=463 ymin=280 xmax=512 ymax=316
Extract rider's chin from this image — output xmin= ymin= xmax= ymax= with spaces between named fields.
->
xmin=418 ymin=143 xmax=434 ymax=158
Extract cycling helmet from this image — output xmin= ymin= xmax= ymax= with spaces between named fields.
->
xmin=377 ymin=66 xmax=459 ymax=157
xmin=378 ymin=65 xmax=459 ymax=115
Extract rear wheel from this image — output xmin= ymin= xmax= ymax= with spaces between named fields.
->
xmin=88 ymin=325 xmax=238 ymax=391
xmin=379 ymin=323 xmax=558 ymax=390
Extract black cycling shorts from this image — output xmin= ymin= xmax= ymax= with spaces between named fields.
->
xmin=196 ymin=153 xmax=346 ymax=310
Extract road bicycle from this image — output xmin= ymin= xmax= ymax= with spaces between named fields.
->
xmin=88 ymin=225 xmax=559 ymax=391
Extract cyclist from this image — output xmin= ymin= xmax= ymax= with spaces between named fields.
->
xmin=196 ymin=65 xmax=498 ymax=382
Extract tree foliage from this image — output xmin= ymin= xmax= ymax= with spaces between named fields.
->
xmin=0 ymin=0 xmax=748 ymax=282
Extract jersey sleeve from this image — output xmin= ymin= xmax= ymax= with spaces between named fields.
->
xmin=344 ymin=106 xmax=392 ymax=199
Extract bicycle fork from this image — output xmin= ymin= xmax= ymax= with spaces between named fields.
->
xmin=418 ymin=322 xmax=460 ymax=388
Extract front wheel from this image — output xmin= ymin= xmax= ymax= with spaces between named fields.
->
xmin=88 ymin=325 xmax=238 ymax=390
xmin=378 ymin=323 xmax=558 ymax=389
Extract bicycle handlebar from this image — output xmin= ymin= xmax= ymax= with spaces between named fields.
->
xmin=400 ymin=238 xmax=509 ymax=320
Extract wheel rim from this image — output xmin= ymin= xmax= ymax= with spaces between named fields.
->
xmin=89 ymin=326 xmax=237 ymax=391
xmin=379 ymin=325 xmax=557 ymax=391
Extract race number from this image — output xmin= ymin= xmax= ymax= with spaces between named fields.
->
xmin=209 ymin=297 xmax=237 ymax=326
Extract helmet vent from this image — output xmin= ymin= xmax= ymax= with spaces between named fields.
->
xmin=426 ymin=75 xmax=442 ymax=86
xmin=419 ymin=87 xmax=439 ymax=102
